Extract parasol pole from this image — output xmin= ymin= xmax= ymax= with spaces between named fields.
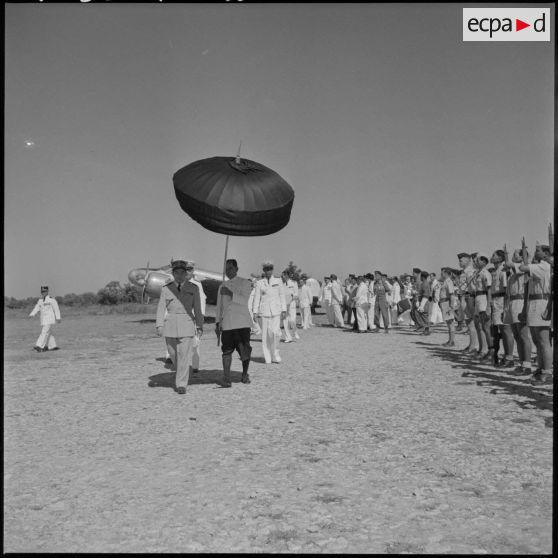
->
xmin=222 ymin=235 xmax=229 ymax=282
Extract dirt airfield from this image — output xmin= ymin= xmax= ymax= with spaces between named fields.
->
xmin=4 ymin=305 xmax=553 ymax=553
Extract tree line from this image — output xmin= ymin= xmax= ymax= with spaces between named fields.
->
xmin=4 ymin=281 xmax=142 ymax=309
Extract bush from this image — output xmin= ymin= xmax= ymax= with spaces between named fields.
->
xmin=97 ymin=281 xmax=126 ymax=305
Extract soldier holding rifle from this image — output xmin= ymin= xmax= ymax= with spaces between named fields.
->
xmin=510 ymin=237 xmax=553 ymax=385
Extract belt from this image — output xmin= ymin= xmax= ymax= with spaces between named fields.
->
xmin=528 ymin=294 xmax=549 ymax=300
xmin=464 ymin=292 xmax=473 ymax=297
xmin=439 ymin=297 xmax=449 ymax=303
xmin=475 ymin=291 xmax=488 ymax=297
xmin=509 ymin=294 xmax=524 ymax=301
xmin=492 ymin=292 xmax=506 ymax=298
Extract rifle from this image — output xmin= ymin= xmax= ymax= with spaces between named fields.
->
xmin=518 ymin=237 xmax=529 ymax=324
xmin=542 ymin=224 xmax=553 ymax=322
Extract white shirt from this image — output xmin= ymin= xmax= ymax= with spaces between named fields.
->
xmin=252 ymin=275 xmax=287 ymax=317
xmin=215 ymin=275 xmax=253 ymax=330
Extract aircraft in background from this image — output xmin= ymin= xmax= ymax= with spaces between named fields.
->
xmin=128 ymin=262 xmax=223 ymax=304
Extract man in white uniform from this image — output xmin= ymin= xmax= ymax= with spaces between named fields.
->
xmin=215 ymin=259 xmax=253 ymax=386
xmin=156 ymin=259 xmax=203 ymax=395
xmin=298 ymin=275 xmax=313 ymax=329
xmin=164 ymin=263 xmax=206 ymax=374
xmin=252 ymin=261 xmax=287 ymax=364
xmin=319 ymin=276 xmax=334 ymax=325
xmin=329 ymin=274 xmax=345 ymax=328
xmin=281 ymin=270 xmax=300 ymax=342
xmin=354 ymin=276 xmax=370 ymax=333
xmin=29 ymin=285 xmax=61 ymax=351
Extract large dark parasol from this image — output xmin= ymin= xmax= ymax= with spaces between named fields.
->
xmin=173 ymin=151 xmax=295 ymax=279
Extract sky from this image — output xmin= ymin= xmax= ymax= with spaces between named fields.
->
xmin=4 ymin=2 xmax=555 ymax=299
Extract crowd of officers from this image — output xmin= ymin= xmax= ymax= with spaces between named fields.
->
xmin=301 ymin=244 xmax=553 ymax=386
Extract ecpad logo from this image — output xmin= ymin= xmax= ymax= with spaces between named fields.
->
xmin=463 ymin=8 xmax=550 ymax=41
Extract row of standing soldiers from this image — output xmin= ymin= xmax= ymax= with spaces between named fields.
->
xmin=408 ymin=243 xmax=553 ymax=386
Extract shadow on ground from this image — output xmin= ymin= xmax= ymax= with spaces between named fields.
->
xmin=148 ymin=369 xmax=246 ymax=388
xmin=409 ymin=338 xmax=553 ymax=426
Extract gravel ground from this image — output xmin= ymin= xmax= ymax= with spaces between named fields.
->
xmin=3 ymin=308 xmax=553 ymax=553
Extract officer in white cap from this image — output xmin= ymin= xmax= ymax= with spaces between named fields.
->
xmin=252 ymin=260 xmax=287 ymax=364
xmin=29 ymin=285 xmax=61 ymax=351
xmin=156 ymin=259 xmax=203 ymax=395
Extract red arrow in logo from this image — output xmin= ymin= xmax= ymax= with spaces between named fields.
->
xmin=516 ymin=19 xmax=530 ymax=31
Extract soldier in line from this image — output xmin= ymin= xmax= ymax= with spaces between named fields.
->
xmin=416 ymin=271 xmax=432 ymax=336
xmin=503 ymin=248 xmax=532 ymax=376
xmin=29 ymin=285 xmax=61 ymax=352
xmin=457 ymin=253 xmax=479 ymax=353
xmin=156 ymin=259 xmax=203 ymax=395
xmin=490 ymin=250 xmax=515 ymax=368
xmin=215 ymin=259 xmax=253 ymax=387
xmin=472 ymin=253 xmax=494 ymax=361
xmin=514 ymin=244 xmax=553 ymax=385
xmin=439 ymin=268 xmax=457 ymax=346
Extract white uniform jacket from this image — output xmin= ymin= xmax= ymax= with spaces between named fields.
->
xmin=330 ymin=281 xmax=343 ymax=305
xmin=30 ymin=295 xmax=61 ymax=325
xmin=354 ymin=283 xmax=369 ymax=305
xmin=215 ymin=276 xmax=253 ymax=331
xmin=252 ymin=276 xmax=287 ymax=317
xmin=282 ymin=279 xmax=299 ymax=305
xmin=156 ymin=280 xmax=203 ymax=337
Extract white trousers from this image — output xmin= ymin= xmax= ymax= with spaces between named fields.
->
xmin=367 ymin=301 xmax=375 ymax=329
xmin=36 ymin=324 xmax=58 ymax=349
xmin=301 ymin=307 xmax=311 ymax=329
xmin=261 ymin=314 xmax=281 ymax=363
xmin=322 ymin=301 xmax=334 ymax=324
xmin=331 ymin=302 xmax=345 ymax=327
xmin=283 ymin=302 xmax=299 ymax=341
xmin=356 ymin=303 xmax=370 ymax=331
xmin=166 ymin=337 xmax=200 ymax=368
xmin=165 ymin=336 xmax=194 ymax=389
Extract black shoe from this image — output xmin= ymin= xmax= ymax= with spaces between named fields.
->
xmin=50 ymin=347 xmax=60 ymax=351
xmin=509 ymin=366 xmax=531 ymax=376
xmin=192 ymin=369 xmax=199 ymax=374
xmin=33 ymin=346 xmax=43 ymax=352
xmin=500 ymin=359 xmax=515 ymax=369
xmin=530 ymin=371 xmax=553 ymax=386
xmin=175 ymin=386 xmax=187 ymax=394
xmin=241 ymin=373 xmax=251 ymax=384
xmin=221 ymin=379 xmax=232 ymax=388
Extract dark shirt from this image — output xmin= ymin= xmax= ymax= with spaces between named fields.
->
xmin=418 ymin=280 xmax=432 ymax=299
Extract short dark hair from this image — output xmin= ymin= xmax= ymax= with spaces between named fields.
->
xmin=493 ymin=250 xmax=505 ymax=261
xmin=479 ymin=255 xmax=489 ymax=264
xmin=412 ymin=268 xmax=421 ymax=274
xmin=226 ymin=259 xmax=238 ymax=268
xmin=420 ymin=271 xmax=429 ymax=280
